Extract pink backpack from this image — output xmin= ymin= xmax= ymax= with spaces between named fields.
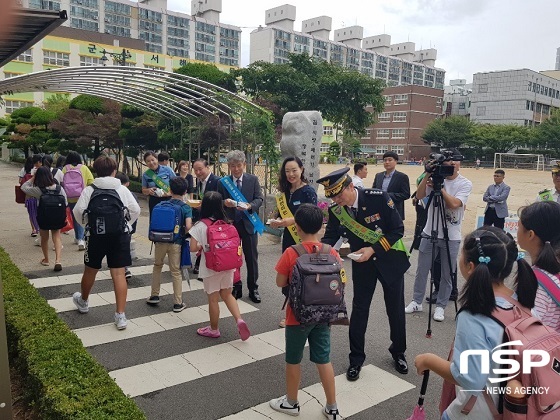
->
xmin=201 ymin=219 xmax=243 ymax=272
xmin=62 ymin=164 xmax=85 ymax=199
xmin=443 ymin=294 xmax=560 ymax=419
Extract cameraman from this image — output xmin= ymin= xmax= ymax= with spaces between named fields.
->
xmin=405 ymin=150 xmax=472 ymax=322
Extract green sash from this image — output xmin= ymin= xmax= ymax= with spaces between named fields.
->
xmin=275 ymin=193 xmax=300 ymax=244
xmin=330 ymin=205 xmax=409 ymax=256
xmin=145 ymin=168 xmax=170 ymax=193
xmin=538 ymin=189 xmax=553 ymax=201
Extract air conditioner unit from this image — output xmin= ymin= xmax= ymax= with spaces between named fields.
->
xmin=105 ymin=29 xmax=110 ymax=33
xmin=92 ymin=16 xmax=98 ymax=20
xmin=157 ymin=18 xmax=162 ymax=22
xmin=104 ymin=18 xmax=109 ymax=22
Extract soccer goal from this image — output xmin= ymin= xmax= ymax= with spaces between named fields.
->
xmin=494 ymin=153 xmax=545 ymax=171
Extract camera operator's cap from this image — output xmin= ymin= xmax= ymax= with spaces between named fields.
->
xmin=552 ymin=162 xmax=560 ymax=174
xmin=317 ymin=167 xmax=352 ymax=197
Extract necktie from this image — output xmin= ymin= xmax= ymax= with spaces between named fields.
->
xmin=235 ymin=178 xmax=242 ymax=222
xmin=236 ymin=178 xmax=242 ymax=190
xmin=348 ymin=206 xmax=357 ymax=219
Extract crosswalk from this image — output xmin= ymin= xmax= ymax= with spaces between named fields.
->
xmin=31 ymin=264 xmax=419 ymax=419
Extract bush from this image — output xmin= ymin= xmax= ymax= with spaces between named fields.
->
xmin=0 ymin=247 xmax=146 ymax=419
xmin=128 ymin=180 xmax=142 ymax=194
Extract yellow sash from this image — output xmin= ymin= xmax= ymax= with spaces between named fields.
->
xmin=275 ymin=193 xmax=301 ymax=244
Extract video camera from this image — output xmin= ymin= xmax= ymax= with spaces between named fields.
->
xmin=424 ymin=150 xmax=462 ymax=190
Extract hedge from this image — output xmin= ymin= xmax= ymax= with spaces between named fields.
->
xmin=0 ymin=247 xmax=146 ymax=419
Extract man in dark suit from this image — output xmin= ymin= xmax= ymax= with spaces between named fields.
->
xmin=217 ymin=150 xmax=263 ymax=303
xmin=373 ymin=151 xmax=411 ymax=221
xmin=319 ymin=167 xmax=410 ymax=379
xmin=191 ymin=158 xmax=221 ymax=276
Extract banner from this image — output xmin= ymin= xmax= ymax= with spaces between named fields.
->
xmin=474 ymin=207 xmax=519 ymax=237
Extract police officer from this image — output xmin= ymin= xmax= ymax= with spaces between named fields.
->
xmin=319 ymin=167 xmax=410 ymax=379
xmin=536 ymin=162 xmax=560 ymax=203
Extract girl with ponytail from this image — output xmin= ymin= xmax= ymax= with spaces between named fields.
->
xmin=517 ymin=201 xmax=560 ymax=332
xmin=414 ymin=226 xmax=536 ymax=419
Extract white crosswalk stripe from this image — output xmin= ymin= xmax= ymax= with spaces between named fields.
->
xmin=29 ymin=265 xmax=168 ymax=289
xmin=220 ymin=365 xmax=415 ymax=419
xmin=74 ymin=300 xmax=258 ymax=347
xmin=48 ymin=279 xmax=199 ymax=313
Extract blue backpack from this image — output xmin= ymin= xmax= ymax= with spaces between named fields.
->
xmin=149 ymin=200 xmax=186 ymax=243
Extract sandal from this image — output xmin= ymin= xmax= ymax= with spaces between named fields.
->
xmin=237 ymin=319 xmax=251 ymax=341
xmin=40 ymin=259 xmax=49 ymax=266
xmin=279 ymin=318 xmax=286 ymax=328
xmin=196 ymin=326 xmax=220 ymax=338
xmin=31 ymin=232 xmax=38 ymax=237
xmin=54 ymin=263 xmax=62 ymax=272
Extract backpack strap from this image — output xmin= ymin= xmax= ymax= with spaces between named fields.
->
xmin=533 ymin=267 xmax=560 ymax=306
xmin=292 ymin=243 xmax=308 ymax=257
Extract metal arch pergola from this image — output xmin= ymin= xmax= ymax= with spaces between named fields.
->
xmin=0 ymin=66 xmax=261 ymax=121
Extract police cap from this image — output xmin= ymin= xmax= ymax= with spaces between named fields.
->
xmin=317 ymin=167 xmax=352 ymax=198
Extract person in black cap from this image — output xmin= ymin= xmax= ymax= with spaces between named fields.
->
xmin=319 ymin=167 xmax=411 ymax=379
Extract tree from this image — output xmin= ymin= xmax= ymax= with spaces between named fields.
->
xmin=233 ymin=53 xmax=386 ymax=134
xmin=469 ymin=124 xmax=533 ymax=155
xmin=43 ymin=93 xmax=70 ymax=117
xmin=329 ymin=141 xmax=341 ymax=159
xmin=7 ymin=107 xmax=51 ymax=155
xmin=534 ymin=109 xmax=560 ymax=157
xmin=174 ymin=62 xmax=237 ymax=92
xmin=421 ymin=115 xmax=474 ymax=149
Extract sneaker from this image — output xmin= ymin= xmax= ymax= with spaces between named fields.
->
xmin=237 ymin=319 xmax=251 ymax=341
xmin=433 ymin=306 xmax=445 ymax=322
xmin=323 ymin=407 xmax=343 ymax=420
xmin=269 ymin=396 xmax=300 ymax=416
xmin=173 ymin=302 xmax=187 ymax=313
xmin=146 ymin=296 xmax=160 ymax=305
xmin=34 ymin=238 xmax=40 ymax=246
xmin=72 ymin=292 xmax=89 ymax=313
xmin=125 ymin=268 xmax=132 ymax=280
xmin=78 ymin=240 xmax=85 ymax=251
xmin=114 ymin=312 xmax=127 ymax=330
xmin=404 ymin=301 xmax=422 ymax=314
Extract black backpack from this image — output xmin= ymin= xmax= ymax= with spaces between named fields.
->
xmin=285 ymin=244 xmax=348 ymax=325
xmin=37 ymin=185 xmax=67 ymax=230
xmin=84 ymin=185 xmax=130 ymax=235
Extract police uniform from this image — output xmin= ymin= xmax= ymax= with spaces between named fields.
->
xmin=318 ymin=168 xmax=410 ymax=378
xmin=536 ymin=163 xmax=560 ymax=203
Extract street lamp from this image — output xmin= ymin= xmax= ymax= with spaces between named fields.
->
xmin=99 ymin=48 xmax=132 ymax=66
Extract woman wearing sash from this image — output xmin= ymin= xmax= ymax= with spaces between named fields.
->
xmin=270 ymin=157 xmax=317 ymax=327
xmin=141 ymin=151 xmax=176 ymax=218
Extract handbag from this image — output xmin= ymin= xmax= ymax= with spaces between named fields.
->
xmin=15 ymin=185 xmax=26 ymax=204
xmin=61 ymin=207 xmax=74 ymax=233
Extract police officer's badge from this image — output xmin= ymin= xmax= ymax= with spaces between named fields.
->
xmin=387 ymin=198 xmax=395 ymax=209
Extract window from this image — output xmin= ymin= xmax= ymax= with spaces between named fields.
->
xmin=79 ymin=55 xmax=100 ymax=66
xmin=478 ymin=83 xmax=488 ymax=93
xmin=375 ymin=145 xmax=389 ymax=154
xmin=376 ymin=129 xmax=389 ymax=139
xmin=392 ymin=129 xmax=405 ymax=139
xmin=15 ymin=48 xmax=32 ymax=62
xmin=320 ymin=143 xmax=330 ymax=153
xmin=476 ymin=106 xmax=486 ymax=116
xmin=391 ymin=146 xmax=404 ymax=155
xmin=394 ymin=94 xmax=408 ymax=105
xmin=458 ymin=102 xmax=466 ymax=110
xmin=4 ymin=100 xmax=34 ymax=114
xmin=361 ymin=129 xmax=372 ymax=139
xmin=3 ymin=72 xmax=22 ymax=78
xmin=43 ymin=50 xmax=70 ymax=66
xmin=392 ymin=112 xmax=406 ymax=122
xmin=378 ymin=112 xmax=390 ymax=122
xmin=383 ymin=95 xmax=392 ymax=105
xmin=323 ymin=126 xmax=333 ymax=136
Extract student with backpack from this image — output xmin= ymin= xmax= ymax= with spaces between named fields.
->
xmin=42 ymin=154 xmax=64 ymax=184
xmin=72 ymin=156 xmax=140 ymax=330
xmin=414 ymin=226 xmax=543 ymax=419
xmin=517 ymin=201 xmax=560 ymax=332
xmin=62 ymin=151 xmax=94 ymax=251
xmin=188 ymin=191 xmax=250 ymax=340
xmin=19 ymin=156 xmax=40 ymax=237
xmin=147 ymin=176 xmax=193 ymax=312
xmin=271 ymin=203 xmax=343 ymax=420
xmin=115 ymin=172 xmax=137 ymax=280
xmin=21 ymin=166 xmax=68 ymax=271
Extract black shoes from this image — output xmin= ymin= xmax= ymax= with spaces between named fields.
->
xmin=346 ymin=365 xmax=361 ymax=381
xmin=192 ymin=267 xmax=199 ymax=275
xmin=425 ymin=291 xmax=458 ymax=304
xmin=393 ymin=353 xmax=408 ymax=375
xmin=249 ymin=290 xmax=261 ymax=303
xmin=232 ymin=286 xmax=242 ymax=300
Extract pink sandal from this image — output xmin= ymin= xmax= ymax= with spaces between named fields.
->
xmin=237 ymin=319 xmax=251 ymax=341
xmin=197 ymin=326 xmax=220 ymax=338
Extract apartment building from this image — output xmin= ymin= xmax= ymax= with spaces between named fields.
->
xmin=362 ymin=85 xmax=444 ymax=161
xmin=443 ymin=79 xmax=472 ymax=117
xmin=1 ymin=0 xmax=241 ymax=116
xmin=250 ymin=4 xmax=445 ymax=90
xmin=470 ymin=69 xmax=560 ymax=126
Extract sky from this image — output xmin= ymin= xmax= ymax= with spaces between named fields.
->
xmin=166 ymin=0 xmax=560 ymax=84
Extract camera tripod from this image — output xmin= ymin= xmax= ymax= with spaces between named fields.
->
xmin=419 ymin=184 xmax=459 ymax=338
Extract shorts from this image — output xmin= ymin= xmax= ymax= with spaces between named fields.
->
xmin=285 ymin=324 xmax=331 ymax=365
xmin=84 ymin=233 xmax=131 ymax=269
xmin=202 ymin=270 xmax=234 ymax=294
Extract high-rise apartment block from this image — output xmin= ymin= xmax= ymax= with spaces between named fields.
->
xmin=250 ymin=4 xmax=445 ymax=89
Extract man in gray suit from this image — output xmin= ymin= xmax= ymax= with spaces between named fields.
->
xmin=373 ymin=152 xmax=410 ymax=220
xmin=218 ymin=150 xmax=263 ymax=303
xmin=483 ymin=169 xmax=510 ymax=229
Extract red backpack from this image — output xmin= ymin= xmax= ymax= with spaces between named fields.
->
xmin=201 ymin=219 xmax=243 ymax=272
